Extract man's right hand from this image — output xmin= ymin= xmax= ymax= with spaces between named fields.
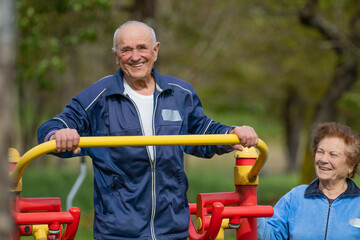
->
xmin=49 ymin=129 xmax=81 ymax=154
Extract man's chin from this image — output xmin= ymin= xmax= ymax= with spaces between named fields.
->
xmin=128 ymin=72 xmax=150 ymax=81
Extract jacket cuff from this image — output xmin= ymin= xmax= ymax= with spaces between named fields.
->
xmin=224 ymin=126 xmax=238 ymax=134
xmin=44 ymin=129 xmax=60 ymax=142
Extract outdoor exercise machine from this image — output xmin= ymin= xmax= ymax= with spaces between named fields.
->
xmin=9 ymin=134 xmax=273 ymax=240
xmin=188 ymin=141 xmax=273 ymax=240
xmin=9 ymin=148 xmax=81 ymax=240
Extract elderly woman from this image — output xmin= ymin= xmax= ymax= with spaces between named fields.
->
xmin=257 ymin=122 xmax=360 ymax=240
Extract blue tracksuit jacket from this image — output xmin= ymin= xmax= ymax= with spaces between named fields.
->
xmin=257 ymin=178 xmax=360 ymax=240
xmin=37 ymin=68 xmax=234 ymax=240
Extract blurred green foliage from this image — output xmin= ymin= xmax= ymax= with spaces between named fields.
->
xmin=16 ymin=0 xmax=113 ymax=91
xmin=14 ymin=0 xmax=360 ymax=166
xmin=15 ymin=0 xmax=115 ymax=151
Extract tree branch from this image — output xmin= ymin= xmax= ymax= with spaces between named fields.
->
xmin=299 ymin=0 xmax=360 ymax=56
xmin=298 ymin=0 xmax=360 ymax=130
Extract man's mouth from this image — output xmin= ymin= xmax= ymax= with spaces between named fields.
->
xmin=131 ymin=63 xmax=144 ymax=67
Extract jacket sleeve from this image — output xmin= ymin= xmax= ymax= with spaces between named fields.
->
xmin=37 ymin=95 xmax=91 ymax=158
xmin=257 ymin=191 xmax=293 ymax=240
xmin=184 ymin=86 xmax=233 ymax=158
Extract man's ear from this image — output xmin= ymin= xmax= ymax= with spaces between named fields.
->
xmin=114 ymin=52 xmax=120 ymax=65
xmin=153 ymin=42 xmax=160 ymax=61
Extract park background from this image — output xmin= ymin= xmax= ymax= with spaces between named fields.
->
xmin=1 ymin=0 xmax=360 ymax=239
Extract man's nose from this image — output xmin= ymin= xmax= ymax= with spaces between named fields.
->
xmin=130 ymin=50 xmax=141 ymax=61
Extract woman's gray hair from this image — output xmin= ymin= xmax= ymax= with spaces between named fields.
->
xmin=112 ymin=21 xmax=157 ymax=53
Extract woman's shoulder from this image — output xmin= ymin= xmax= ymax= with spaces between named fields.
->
xmin=279 ymin=184 xmax=308 ymax=203
xmin=289 ymin=184 xmax=308 ymax=194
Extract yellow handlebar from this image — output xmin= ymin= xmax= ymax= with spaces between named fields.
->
xmin=248 ymin=139 xmax=268 ymax=182
xmin=10 ymin=135 xmax=268 ymax=187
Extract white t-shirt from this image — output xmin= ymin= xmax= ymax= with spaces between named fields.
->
xmin=123 ymin=80 xmax=155 ymax=162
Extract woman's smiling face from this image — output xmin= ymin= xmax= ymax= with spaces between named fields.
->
xmin=315 ymin=137 xmax=353 ymax=184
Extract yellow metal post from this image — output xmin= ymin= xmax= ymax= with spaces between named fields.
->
xmin=32 ymin=225 xmax=48 ymax=240
xmin=234 ymin=147 xmax=259 ymax=186
xmin=215 ymin=219 xmax=230 ymax=240
xmin=9 ymin=148 xmax=22 ymax=192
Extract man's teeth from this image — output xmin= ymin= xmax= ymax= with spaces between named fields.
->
xmin=320 ymin=167 xmax=331 ymax=170
xmin=132 ymin=63 xmax=143 ymax=67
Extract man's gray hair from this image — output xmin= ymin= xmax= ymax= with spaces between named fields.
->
xmin=112 ymin=21 xmax=157 ymax=53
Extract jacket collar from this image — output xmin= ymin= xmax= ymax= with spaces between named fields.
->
xmin=105 ymin=68 xmax=173 ymax=97
xmin=305 ymin=178 xmax=360 ymax=198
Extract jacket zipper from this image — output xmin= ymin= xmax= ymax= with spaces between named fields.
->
xmin=124 ymin=91 xmax=163 ymax=240
xmin=150 ymin=168 xmax=156 ymax=240
xmin=149 ymin=91 xmax=162 ymax=240
xmin=123 ymin=94 xmax=157 ymax=239
xmin=324 ymin=200 xmax=332 ymax=240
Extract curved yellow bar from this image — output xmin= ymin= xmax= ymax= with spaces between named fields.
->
xmin=10 ymin=135 xmax=268 ymax=187
xmin=247 ymin=139 xmax=269 ymax=182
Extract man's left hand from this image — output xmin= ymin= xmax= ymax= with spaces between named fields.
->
xmin=229 ymin=126 xmax=258 ymax=151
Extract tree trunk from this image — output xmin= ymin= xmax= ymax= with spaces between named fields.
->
xmin=299 ymin=0 xmax=360 ymax=184
xmin=0 ymin=0 xmax=16 ymax=238
xmin=130 ymin=0 xmax=156 ymax=21
xmin=283 ymin=86 xmax=305 ymax=171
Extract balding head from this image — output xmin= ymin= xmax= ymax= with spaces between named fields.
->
xmin=112 ymin=21 xmax=157 ymax=53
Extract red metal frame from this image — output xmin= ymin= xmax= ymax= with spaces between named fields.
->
xmin=11 ymin=193 xmax=81 ymax=240
xmin=188 ymin=156 xmax=274 ymax=240
xmin=9 ymin=159 xmax=81 ymax=240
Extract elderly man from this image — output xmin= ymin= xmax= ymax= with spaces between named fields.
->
xmin=37 ymin=21 xmax=258 ymax=240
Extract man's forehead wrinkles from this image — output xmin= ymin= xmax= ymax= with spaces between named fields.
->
xmin=120 ymin=41 xmax=149 ymax=48
xmin=117 ymin=32 xmax=153 ymax=45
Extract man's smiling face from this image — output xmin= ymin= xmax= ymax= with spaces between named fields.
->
xmin=114 ymin=23 xmax=160 ymax=83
